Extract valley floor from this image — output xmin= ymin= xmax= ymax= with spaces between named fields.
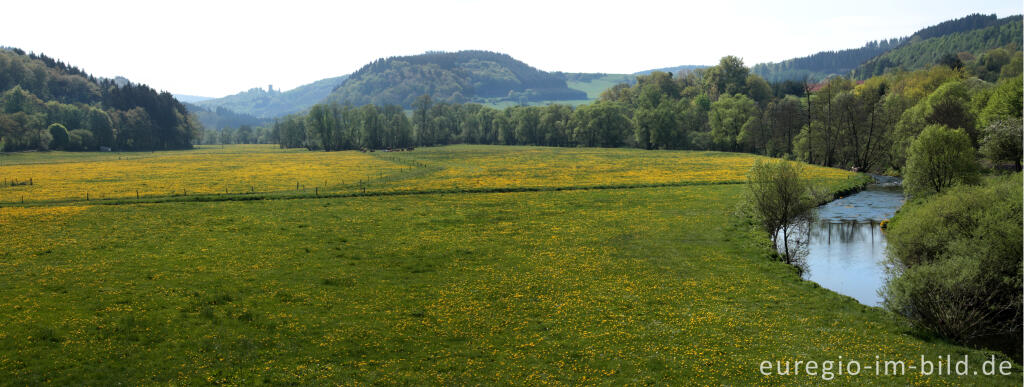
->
xmin=0 ymin=145 xmax=1018 ymax=384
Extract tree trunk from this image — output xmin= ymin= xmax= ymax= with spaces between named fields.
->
xmin=782 ymin=227 xmax=791 ymax=264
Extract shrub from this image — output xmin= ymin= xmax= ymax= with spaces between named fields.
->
xmin=68 ymin=129 xmax=96 ymax=151
xmin=903 ymin=124 xmax=978 ymax=197
xmin=36 ymin=128 xmax=53 ymax=151
xmin=979 ymin=118 xmax=1023 ymax=171
xmin=47 ymin=123 xmax=69 ymax=150
xmin=884 ymin=174 xmax=1022 ymax=342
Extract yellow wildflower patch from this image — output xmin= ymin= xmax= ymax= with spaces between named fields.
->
xmin=0 ymin=145 xmax=403 ymax=203
xmin=0 ymin=205 xmax=89 ymax=224
xmin=381 ymin=145 xmax=855 ymax=191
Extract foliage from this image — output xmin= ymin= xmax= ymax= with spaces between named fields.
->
xmin=753 ymin=39 xmax=904 ymax=83
xmin=744 ymin=159 xmax=817 ymax=263
xmin=752 ymin=14 xmax=1016 ymax=82
xmin=703 ymin=56 xmax=750 ymax=98
xmin=903 ymin=124 xmax=979 ymax=197
xmin=46 ymin=123 xmax=68 ymax=150
xmin=711 ymin=93 xmax=758 ymax=152
xmin=0 ymin=48 xmax=201 ymax=151
xmin=273 ymin=50 xmax=1021 ymax=185
xmin=67 ymin=128 xmax=95 ymax=151
xmin=884 ymin=174 xmax=1023 ymax=342
xmin=979 ymin=75 xmax=1023 ymax=127
xmin=854 ymin=16 xmax=1022 ymax=79
xmin=980 ymin=118 xmax=1024 ymax=170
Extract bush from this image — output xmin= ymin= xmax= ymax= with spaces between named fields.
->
xmin=67 ymin=129 xmax=96 ymax=151
xmin=979 ymin=118 xmax=1023 ymax=171
xmin=903 ymin=124 xmax=978 ymax=197
xmin=884 ymin=174 xmax=1022 ymax=342
xmin=36 ymin=128 xmax=53 ymax=151
xmin=47 ymin=123 xmax=69 ymax=150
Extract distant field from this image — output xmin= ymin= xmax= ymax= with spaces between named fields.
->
xmin=480 ymin=99 xmax=593 ymax=109
xmin=0 ymin=145 xmax=1018 ymax=384
xmin=476 ymin=73 xmax=635 ymax=109
xmin=381 ymin=145 xmax=852 ymax=191
xmin=0 ymin=145 xmax=403 ymax=203
xmin=0 ymin=144 xmax=852 ymax=204
xmin=566 ymin=74 xmax=635 ymax=99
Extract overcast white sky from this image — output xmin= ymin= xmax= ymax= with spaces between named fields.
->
xmin=1 ymin=0 xmax=1019 ymax=97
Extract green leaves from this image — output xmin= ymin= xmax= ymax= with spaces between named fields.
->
xmin=903 ymin=124 xmax=979 ymax=197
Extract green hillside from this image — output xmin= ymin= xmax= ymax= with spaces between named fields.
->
xmin=563 ymin=73 xmax=636 ymax=99
xmin=853 ymin=15 xmax=1022 ymax=78
xmin=0 ymin=48 xmax=199 ymax=151
xmin=752 ymin=13 xmax=1019 ymax=82
xmin=326 ymin=50 xmax=587 ymax=108
xmin=194 ymin=75 xmax=348 ymax=118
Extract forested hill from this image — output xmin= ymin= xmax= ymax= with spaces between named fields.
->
xmin=0 ymin=47 xmax=199 ymax=151
xmin=193 ymin=75 xmax=348 ymax=119
xmin=325 ymin=50 xmax=587 ymax=108
xmin=852 ymin=15 xmax=1022 ymax=79
xmin=752 ymin=13 xmax=1020 ymax=82
xmin=183 ymin=102 xmax=268 ymax=131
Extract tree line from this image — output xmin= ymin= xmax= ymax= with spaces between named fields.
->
xmin=753 ymin=13 xmax=1019 ymax=83
xmin=277 ymin=47 xmax=1021 ymax=175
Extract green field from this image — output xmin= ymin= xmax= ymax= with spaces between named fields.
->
xmin=0 ymin=145 xmax=1018 ymax=384
xmin=475 ymin=73 xmax=635 ymax=109
xmin=566 ymin=74 xmax=636 ymax=99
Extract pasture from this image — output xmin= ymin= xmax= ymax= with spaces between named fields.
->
xmin=0 ymin=145 xmax=1017 ymax=384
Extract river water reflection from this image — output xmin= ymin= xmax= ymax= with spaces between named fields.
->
xmin=802 ymin=183 xmax=904 ymax=306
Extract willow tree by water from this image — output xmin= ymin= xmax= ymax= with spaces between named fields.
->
xmin=745 ymin=159 xmax=817 ymax=264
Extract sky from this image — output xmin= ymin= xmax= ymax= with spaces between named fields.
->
xmin=1 ymin=0 xmax=1020 ymax=98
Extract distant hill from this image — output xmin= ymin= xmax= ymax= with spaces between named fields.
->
xmin=174 ymin=94 xmax=213 ymax=103
xmin=325 ymin=50 xmax=587 ymax=108
xmin=633 ymin=65 xmax=707 ymax=76
xmin=752 ymin=13 xmax=1021 ymax=82
xmin=193 ymin=75 xmax=348 ymax=118
xmin=183 ymin=102 xmax=269 ymax=131
xmin=852 ymin=15 xmax=1022 ymax=79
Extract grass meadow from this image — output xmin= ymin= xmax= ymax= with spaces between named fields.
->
xmin=0 ymin=145 xmax=1018 ymax=384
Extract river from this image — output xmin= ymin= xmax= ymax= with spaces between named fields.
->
xmin=800 ymin=176 xmax=904 ymax=306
